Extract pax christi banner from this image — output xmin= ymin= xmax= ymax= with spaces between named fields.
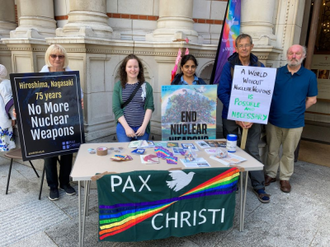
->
xmin=10 ymin=71 xmax=84 ymax=161
xmin=161 ymin=85 xmax=217 ymax=141
xmin=96 ymin=167 xmax=239 ymax=242
xmin=210 ymin=0 xmax=241 ymax=84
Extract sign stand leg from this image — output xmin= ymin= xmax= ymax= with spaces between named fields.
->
xmin=239 ymin=128 xmax=248 ymax=231
xmin=240 ymin=128 xmax=248 ymax=150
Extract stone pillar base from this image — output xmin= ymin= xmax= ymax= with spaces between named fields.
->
xmin=56 ymin=11 xmax=112 ymax=39
xmin=0 ymin=21 xmax=17 ymax=38
xmin=146 ymin=30 xmax=200 ymax=43
xmin=10 ymin=17 xmax=56 ymax=39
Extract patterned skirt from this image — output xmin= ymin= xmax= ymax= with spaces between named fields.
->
xmin=0 ymin=126 xmax=16 ymax=151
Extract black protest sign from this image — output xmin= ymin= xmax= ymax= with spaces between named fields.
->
xmin=10 ymin=71 xmax=84 ymax=161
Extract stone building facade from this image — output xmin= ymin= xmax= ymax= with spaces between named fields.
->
xmin=0 ymin=0 xmax=325 ymax=142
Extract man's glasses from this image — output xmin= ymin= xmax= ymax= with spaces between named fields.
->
xmin=237 ymin=44 xmax=252 ymax=49
xmin=287 ymin=52 xmax=302 ymax=56
xmin=50 ymin=54 xmax=65 ymax=59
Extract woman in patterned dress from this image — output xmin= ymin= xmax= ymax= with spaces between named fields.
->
xmin=0 ymin=64 xmax=16 ymax=151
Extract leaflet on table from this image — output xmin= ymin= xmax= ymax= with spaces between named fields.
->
xmin=180 ymin=157 xmax=211 ymax=168
xmin=140 ymin=140 xmax=155 ymax=148
xmin=167 ymin=142 xmax=179 ymax=148
xmin=181 ymin=143 xmax=198 ymax=151
xmin=172 ymin=147 xmax=186 ymax=155
xmin=209 ymin=153 xmax=246 ymax=166
xmin=128 ymin=140 xmax=143 ymax=148
xmin=204 ymin=148 xmax=223 ymax=155
xmin=195 ymin=140 xmax=211 ymax=148
xmin=204 ymin=140 xmax=226 ymax=147
xmin=140 ymin=154 xmax=159 ymax=164
xmin=153 ymin=141 xmax=168 ymax=148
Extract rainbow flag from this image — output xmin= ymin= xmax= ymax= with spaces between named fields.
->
xmin=210 ymin=0 xmax=241 ymax=84
xmin=97 ymin=167 xmax=239 ymax=242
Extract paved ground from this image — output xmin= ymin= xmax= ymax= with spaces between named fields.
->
xmin=1 ymin=156 xmax=330 ymax=247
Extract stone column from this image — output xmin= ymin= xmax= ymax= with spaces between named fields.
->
xmin=10 ymin=0 xmax=56 ymax=39
xmin=146 ymin=0 xmax=198 ymax=43
xmin=239 ymin=0 xmax=284 ymax=67
xmin=48 ymin=1 xmax=113 ymax=142
xmin=0 ymin=0 xmax=17 ymax=38
xmin=0 ymin=0 xmax=17 ymax=72
xmin=56 ymin=0 xmax=112 ymax=39
xmin=241 ymin=0 xmax=277 ymax=46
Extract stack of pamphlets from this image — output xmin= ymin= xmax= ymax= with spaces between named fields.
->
xmin=140 ymin=140 xmax=155 ymax=148
xmin=195 ymin=140 xmax=211 ymax=148
xmin=204 ymin=140 xmax=226 ymax=147
xmin=128 ymin=140 xmax=143 ymax=148
xmin=128 ymin=140 xmax=156 ymax=149
xmin=181 ymin=143 xmax=198 ymax=151
xmin=180 ymin=157 xmax=211 ymax=168
xmin=209 ymin=153 xmax=246 ymax=166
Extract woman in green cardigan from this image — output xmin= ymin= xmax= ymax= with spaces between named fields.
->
xmin=112 ymin=54 xmax=154 ymax=142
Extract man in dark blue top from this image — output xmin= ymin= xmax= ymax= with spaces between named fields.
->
xmin=265 ymin=44 xmax=317 ymax=193
xmin=218 ymin=33 xmax=270 ymax=203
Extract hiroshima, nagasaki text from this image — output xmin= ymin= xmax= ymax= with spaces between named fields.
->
xmin=50 ymin=79 xmax=74 ymax=89
xmin=18 ymin=79 xmax=73 ymax=89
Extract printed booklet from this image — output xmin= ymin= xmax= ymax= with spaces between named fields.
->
xmin=140 ymin=140 xmax=155 ymax=148
xmin=181 ymin=143 xmax=198 ymax=151
xmin=172 ymin=147 xmax=186 ymax=155
xmin=153 ymin=141 xmax=168 ymax=148
xmin=195 ymin=140 xmax=211 ymax=148
xmin=209 ymin=153 xmax=246 ymax=166
xmin=128 ymin=140 xmax=143 ymax=148
xmin=204 ymin=140 xmax=226 ymax=147
xmin=167 ymin=142 xmax=179 ymax=148
xmin=180 ymin=157 xmax=211 ymax=168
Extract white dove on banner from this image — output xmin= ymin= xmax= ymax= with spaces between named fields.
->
xmin=166 ymin=170 xmax=195 ymax=192
xmin=194 ymin=85 xmax=206 ymax=94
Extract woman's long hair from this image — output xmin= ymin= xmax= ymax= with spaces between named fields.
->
xmin=119 ymin=54 xmax=145 ymax=88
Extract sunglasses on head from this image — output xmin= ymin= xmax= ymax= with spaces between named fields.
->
xmin=50 ymin=54 xmax=65 ymax=59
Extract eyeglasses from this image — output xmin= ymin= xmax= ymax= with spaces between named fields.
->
xmin=50 ymin=54 xmax=65 ymax=59
xmin=237 ymin=44 xmax=252 ymax=49
xmin=287 ymin=52 xmax=302 ymax=56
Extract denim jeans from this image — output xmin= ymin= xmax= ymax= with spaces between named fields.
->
xmin=116 ymin=122 xmax=149 ymax=142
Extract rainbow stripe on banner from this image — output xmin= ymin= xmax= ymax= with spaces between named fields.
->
xmin=97 ymin=167 xmax=240 ymax=241
xmin=210 ymin=0 xmax=241 ymax=84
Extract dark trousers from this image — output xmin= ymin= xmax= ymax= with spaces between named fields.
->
xmin=222 ymin=118 xmax=265 ymax=190
xmin=45 ymin=154 xmax=73 ymax=189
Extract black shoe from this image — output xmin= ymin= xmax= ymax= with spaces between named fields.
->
xmin=60 ymin=184 xmax=76 ymax=196
xmin=49 ymin=188 xmax=59 ymax=201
